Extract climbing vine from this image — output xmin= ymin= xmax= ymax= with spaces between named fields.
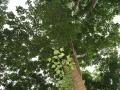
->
xmin=47 ymin=48 xmax=74 ymax=90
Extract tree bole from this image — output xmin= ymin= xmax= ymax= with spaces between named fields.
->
xmin=70 ymin=40 xmax=86 ymax=90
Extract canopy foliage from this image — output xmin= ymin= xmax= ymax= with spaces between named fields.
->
xmin=0 ymin=0 xmax=120 ymax=90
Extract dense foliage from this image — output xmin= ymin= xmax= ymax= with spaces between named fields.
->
xmin=0 ymin=0 xmax=120 ymax=90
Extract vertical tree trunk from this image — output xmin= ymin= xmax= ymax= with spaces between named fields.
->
xmin=70 ymin=40 xmax=87 ymax=90
xmin=71 ymin=60 xmax=86 ymax=90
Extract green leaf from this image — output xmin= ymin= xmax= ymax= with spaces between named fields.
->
xmin=52 ymin=65 xmax=56 ymax=68
xmin=58 ymin=53 xmax=65 ymax=58
xmin=60 ymin=48 xmax=64 ymax=52
xmin=53 ymin=56 xmax=58 ymax=59
xmin=54 ymin=50 xmax=60 ymax=55
xmin=56 ymin=70 xmax=61 ymax=75
xmin=48 ymin=58 xmax=52 ymax=62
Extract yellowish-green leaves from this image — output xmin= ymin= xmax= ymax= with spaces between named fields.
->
xmin=47 ymin=48 xmax=74 ymax=89
xmin=58 ymin=53 xmax=65 ymax=58
xmin=54 ymin=50 xmax=60 ymax=55
xmin=60 ymin=48 xmax=64 ymax=52
xmin=47 ymin=48 xmax=73 ymax=79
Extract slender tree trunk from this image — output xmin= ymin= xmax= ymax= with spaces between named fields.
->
xmin=70 ymin=40 xmax=87 ymax=90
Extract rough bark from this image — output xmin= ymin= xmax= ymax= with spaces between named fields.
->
xmin=71 ymin=62 xmax=86 ymax=90
xmin=70 ymin=40 xmax=86 ymax=90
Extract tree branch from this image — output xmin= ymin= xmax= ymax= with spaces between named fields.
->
xmin=85 ymin=0 xmax=98 ymax=17
xmin=73 ymin=0 xmax=81 ymax=11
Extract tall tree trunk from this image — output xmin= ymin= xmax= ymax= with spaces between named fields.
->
xmin=70 ymin=40 xmax=87 ymax=90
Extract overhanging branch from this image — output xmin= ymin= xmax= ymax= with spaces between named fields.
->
xmin=85 ymin=0 xmax=98 ymax=17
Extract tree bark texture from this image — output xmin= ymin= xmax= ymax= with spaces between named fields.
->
xmin=70 ymin=41 xmax=87 ymax=90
